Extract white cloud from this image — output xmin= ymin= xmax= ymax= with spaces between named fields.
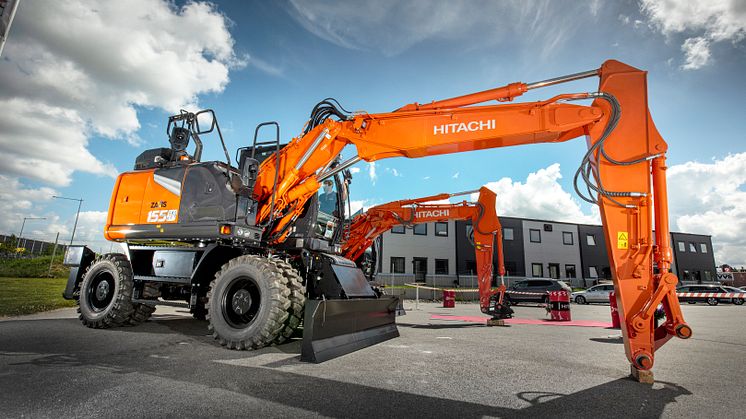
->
xmin=349 ymin=199 xmax=382 ymax=216
xmin=286 ymin=0 xmax=593 ymax=58
xmin=349 ymin=200 xmax=366 ymax=216
xmin=640 ymin=0 xmax=746 ymax=70
xmin=590 ymin=0 xmax=602 ymax=17
xmin=384 ymin=167 xmax=402 ymax=177
xmin=452 ymin=172 xmax=460 ymax=179
xmin=349 ymin=167 xmax=361 ymax=174
xmin=667 ymin=152 xmax=746 ymax=266
xmin=423 ymin=176 xmax=431 ymax=180
xmin=471 ymin=163 xmax=599 ymax=225
xmin=0 ymin=0 xmax=242 ymax=247
xmin=466 ymin=156 xmax=746 ymax=267
xmin=368 ymin=162 xmax=377 ymax=184
xmin=681 ymin=37 xmax=711 ymax=70
xmin=0 ymin=0 xmax=241 ymax=185
xmin=247 ymin=54 xmax=284 ymax=77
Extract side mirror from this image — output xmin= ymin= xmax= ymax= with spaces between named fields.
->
xmin=195 ymin=109 xmax=216 ymax=134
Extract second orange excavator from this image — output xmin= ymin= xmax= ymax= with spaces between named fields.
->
xmin=343 ymin=187 xmax=513 ymax=319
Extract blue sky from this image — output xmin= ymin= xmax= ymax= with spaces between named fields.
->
xmin=1 ymin=0 xmax=745 ymax=264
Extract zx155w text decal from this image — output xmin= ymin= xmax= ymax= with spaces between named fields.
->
xmin=147 ymin=209 xmax=178 ymax=223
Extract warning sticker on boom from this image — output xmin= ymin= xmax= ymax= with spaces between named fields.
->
xmin=617 ymin=232 xmax=629 ymax=249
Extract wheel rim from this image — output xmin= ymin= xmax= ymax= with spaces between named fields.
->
xmin=707 ymin=297 xmax=717 ymax=305
xmin=87 ymin=270 xmax=115 ymax=312
xmin=576 ymin=296 xmax=585 ymax=304
xmin=221 ymin=276 xmax=261 ymax=329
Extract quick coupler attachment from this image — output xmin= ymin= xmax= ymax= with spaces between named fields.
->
xmin=484 ymin=294 xmax=514 ymax=320
xmin=301 ymin=296 xmax=400 ymax=363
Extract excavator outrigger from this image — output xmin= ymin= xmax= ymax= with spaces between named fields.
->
xmin=343 ymin=187 xmax=513 ymax=320
xmin=63 ymin=59 xmax=689 ymax=378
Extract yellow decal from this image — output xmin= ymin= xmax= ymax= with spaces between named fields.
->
xmin=617 ymin=231 xmax=629 ymax=249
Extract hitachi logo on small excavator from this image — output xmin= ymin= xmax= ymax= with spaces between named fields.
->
xmin=415 ymin=209 xmax=449 ymax=218
xmin=433 ymin=119 xmax=496 ymax=135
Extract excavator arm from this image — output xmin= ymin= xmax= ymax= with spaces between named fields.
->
xmin=342 ymin=187 xmax=510 ymax=318
xmin=253 ymin=59 xmax=689 ymax=373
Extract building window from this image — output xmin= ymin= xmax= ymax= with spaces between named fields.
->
xmin=434 ymin=222 xmax=448 ymax=237
xmin=700 ymin=243 xmax=708 ymax=253
xmin=390 ymin=257 xmax=405 ymax=274
xmin=529 ymin=229 xmax=541 ymax=243
xmin=412 ymin=257 xmax=427 ymax=282
xmin=435 ymin=259 xmax=449 ymax=275
xmin=589 ymin=266 xmax=598 ymax=278
xmin=586 ymin=234 xmax=596 ymax=246
xmin=565 ymin=264 xmax=576 ymax=279
xmin=503 ymin=227 xmax=514 ymax=241
xmin=391 ymin=225 xmax=405 ymax=234
xmin=413 ymin=223 xmax=427 ymax=236
xmin=531 ymin=263 xmax=543 ymax=277
xmin=704 ymin=270 xmax=712 ymax=282
xmin=548 ymin=263 xmax=560 ymax=279
xmin=678 ymin=241 xmax=685 ymax=252
xmin=465 ymin=260 xmax=476 ymax=274
xmin=562 ymin=232 xmax=574 ymax=245
xmin=689 ymin=243 xmax=697 ymax=253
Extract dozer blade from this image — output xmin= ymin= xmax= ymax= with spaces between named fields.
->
xmin=301 ymin=296 xmax=400 ymax=363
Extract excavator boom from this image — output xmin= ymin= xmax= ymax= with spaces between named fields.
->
xmin=252 ymin=60 xmax=689 ymax=374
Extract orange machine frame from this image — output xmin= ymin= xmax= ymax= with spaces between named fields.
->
xmin=249 ymin=60 xmax=689 ymax=373
xmin=343 ymin=187 xmax=505 ymax=314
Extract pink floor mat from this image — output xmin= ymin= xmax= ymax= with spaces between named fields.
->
xmin=430 ymin=314 xmax=613 ymax=328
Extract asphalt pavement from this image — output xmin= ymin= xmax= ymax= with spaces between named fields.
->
xmin=1 ymin=301 xmax=744 ymax=418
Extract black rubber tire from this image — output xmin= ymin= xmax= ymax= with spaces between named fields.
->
xmin=128 ymin=283 xmax=159 ymax=325
xmin=575 ymin=296 xmax=586 ymax=304
xmin=206 ymin=255 xmax=292 ymax=350
xmin=687 ymin=301 xmax=696 ymax=304
xmin=733 ymin=298 xmax=744 ymax=306
xmin=77 ymin=253 xmax=136 ymax=328
xmin=272 ymin=258 xmax=306 ymax=344
xmin=706 ymin=297 xmax=719 ymax=306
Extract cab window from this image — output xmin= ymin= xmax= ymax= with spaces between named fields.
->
xmin=318 ymin=180 xmax=338 ymax=215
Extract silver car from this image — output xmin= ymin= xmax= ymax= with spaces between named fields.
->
xmin=571 ymin=284 xmax=614 ymax=304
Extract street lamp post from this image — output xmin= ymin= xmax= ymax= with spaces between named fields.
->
xmin=17 ymin=217 xmax=47 ymax=249
xmin=53 ymin=196 xmax=83 ymax=246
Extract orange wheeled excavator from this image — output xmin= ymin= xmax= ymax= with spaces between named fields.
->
xmin=343 ymin=186 xmax=513 ymax=320
xmin=63 ymin=60 xmax=689 ymax=377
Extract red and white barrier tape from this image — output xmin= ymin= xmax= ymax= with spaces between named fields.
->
xmin=676 ymin=292 xmax=746 ymax=298
xmin=506 ymin=290 xmax=551 ymax=296
xmin=403 ymin=283 xmax=549 ymax=296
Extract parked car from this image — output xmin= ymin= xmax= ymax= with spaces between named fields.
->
xmin=722 ymin=286 xmax=745 ymax=305
xmin=506 ymin=279 xmax=572 ymax=305
xmin=739 ymin=286 xmax=746 ymax=292
xmin=676 ymin=284 xmax=743 ymax=306
xmin=571 ymin=284 xmax=614 ymax=304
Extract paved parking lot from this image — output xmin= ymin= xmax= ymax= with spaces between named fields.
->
xmin=1 ymin=301 xmax=744 ymax=418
